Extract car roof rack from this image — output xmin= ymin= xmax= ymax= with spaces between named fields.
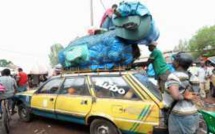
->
xmin=62 ymin=65 xmax=132 ymax=76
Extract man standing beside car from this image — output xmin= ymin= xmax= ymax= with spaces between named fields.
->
xmin=146 ymin=41 xmax=170 ymax=93
xmin=17 ymin=68 xmax=28 ymax=92
xmin=164 ymin=52 xmax=199 ymax=134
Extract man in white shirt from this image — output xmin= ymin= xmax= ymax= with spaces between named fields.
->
xmin=197 ymin=64 xmax=210 ymax=98
xmin=188 ymin=63 xmax=198 ymax=76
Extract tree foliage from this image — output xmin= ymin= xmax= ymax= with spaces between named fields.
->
xmin=174 ymin=39 xmax=188 ymax=52
xmin=0 ymin=59 xmax=12 ymax=67
xmin=49 ymin=43 xmax=64 ymax=67
xmin=188 ymin=25 xmax=215 ymax=58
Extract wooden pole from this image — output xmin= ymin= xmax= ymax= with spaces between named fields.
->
xmin=90 ymin=0 xmax=94 ymax=26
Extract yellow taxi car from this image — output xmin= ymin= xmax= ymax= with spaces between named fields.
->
xmin=15 ymin=72 xmax=164 ymax=134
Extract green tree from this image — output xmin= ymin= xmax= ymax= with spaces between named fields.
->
xmin=188 ymin=25 xmax=215 ymax=58
xmin=0 ymin=59 xmax=12 ymax=67
xmin=49 ymin=43 xmax=64 ymax=67
xmin=174 ymin=39 xmax=188 ymax=52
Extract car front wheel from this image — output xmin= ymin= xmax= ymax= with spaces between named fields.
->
xmin=90 ymin=119 xmax=119 ymax=134
xmin=18 ymin=104 xmax=32 ymax=122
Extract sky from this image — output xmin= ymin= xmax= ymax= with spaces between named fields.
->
xmin=0 ymin=0 xmax=215 ymax=72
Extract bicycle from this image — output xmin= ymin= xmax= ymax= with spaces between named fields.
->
xmin=0 ymin=97 xmax=11 ymax=134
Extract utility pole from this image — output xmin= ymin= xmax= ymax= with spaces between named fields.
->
xmin=90 ymin=0 xmax=94 ymax=26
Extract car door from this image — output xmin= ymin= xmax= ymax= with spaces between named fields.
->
xmin=90 ymin=75 xmax=159 ymax=133
xmin=31 ymin=78 xmax=64 ymax=119
xmin=55 ymin=76 xmax=92 ymax=125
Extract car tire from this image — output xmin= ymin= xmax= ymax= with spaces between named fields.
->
xmin=90 ymin=119 xmax=119 ymax=134
xmin=18 ymin=104 xmax=32 ymax=122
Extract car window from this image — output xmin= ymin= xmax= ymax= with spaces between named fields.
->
xmin=133 ymin=73 xmax=162 ymax=101
xmin=91 ymin=76 xmax=141 ymax=100
xmin=59 ymin=77 xmax=90 ymax=96
xmin=38 ymin=78 xmax=63 ymax=94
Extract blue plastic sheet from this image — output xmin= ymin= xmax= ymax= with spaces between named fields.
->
xmin=58 ymin=31 xmax=133 ymax=70
xmin=136 ymin=20 xmax=160 ymax=45
xmin=112 ymin=1 xmax=159 ymax=45
xmin=147 ymin=64 xmax=155 ymax=77
xmin=117 ymin=1 xmax=150 ymax=17
xmin=147 ymin=63 xmax=175 ymax=77
xmin=101 ymin=17 xmax=115 ymax=30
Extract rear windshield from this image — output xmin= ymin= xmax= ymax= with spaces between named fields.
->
xmin=133 ymin=73 xmax=162 ymax=101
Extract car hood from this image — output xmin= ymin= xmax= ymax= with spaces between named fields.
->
xmin=16 ymin=90 xmax=37 ymax=96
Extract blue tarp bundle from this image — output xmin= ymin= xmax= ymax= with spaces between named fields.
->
xmin=58 ymin=1 xmax=160 ymax=70
xmin=137 ymin=20 xmax=160 ymax=45
xmin=58 ymin=31 xmax=133 ymax=70
xmin=147 ymin=63 xmax=175 ymax=78
xmin=117 ymin=1 xmax=150 ymax=17
xmin=113 ymin=1 xmax=160 ymax=45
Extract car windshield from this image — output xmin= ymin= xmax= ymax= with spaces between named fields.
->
xmin=133 ymin=73 xmax=162 ymax=101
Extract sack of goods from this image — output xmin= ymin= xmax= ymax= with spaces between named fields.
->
xmin=112 ymin=1 xmax=160 ymax=45
xmin=58 ymin=31 xmax=133 ymax=71
xmin=58 ymin=1 xmax=160 ymax=71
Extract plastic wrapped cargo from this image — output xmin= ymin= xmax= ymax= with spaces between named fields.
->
xmin=112 ymin=1 xmax=159 ymax=45
xmin=113 ymin=15 xmax=151 ymax=41
xmin=58 ymin=31 xmax=133 ymax=70
xmin=136 ymin=20 xmax=160 ymax=45
xmin=117 ymin=1 xmax=150 ymax=17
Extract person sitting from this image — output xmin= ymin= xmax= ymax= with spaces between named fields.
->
xmin=100 ymin=4 xmax=118 ymax=30
xmin=123 ymin=89 xmax=134 ymax=99
xmin=68 ymin=87 xmax=76 ymax=95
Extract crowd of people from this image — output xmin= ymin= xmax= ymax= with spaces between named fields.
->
xmin=145 ymin=41 xmax=215 ymax=134
xmin=0 ymin=68 xmax=28 ymax=118
xmin=0 ymin=66 xmax=62 ymax=118
xmin=188 ymin=62 xmax=215 ymax=98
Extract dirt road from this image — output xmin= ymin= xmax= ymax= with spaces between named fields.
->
xmin=10 ymin=115 xmax=89 ymax=134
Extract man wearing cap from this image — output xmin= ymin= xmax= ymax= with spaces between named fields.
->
xmin=146 ymin=42 xmax=170 ymax=93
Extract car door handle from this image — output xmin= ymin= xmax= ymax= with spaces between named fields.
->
xmin=81 ymin=100 xmax=88 ymax=105
xmin=50 ymin=98 xmax=54 ymax=101
xmin=119 ymin=108 xmax=125 ymax=112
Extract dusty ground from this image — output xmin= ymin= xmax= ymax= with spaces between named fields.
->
xmin=10 ymin=115 xmax=89 ymax=134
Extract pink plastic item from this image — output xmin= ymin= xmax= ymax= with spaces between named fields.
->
xmin=0 ymin=84 xmax=5 ymax=92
